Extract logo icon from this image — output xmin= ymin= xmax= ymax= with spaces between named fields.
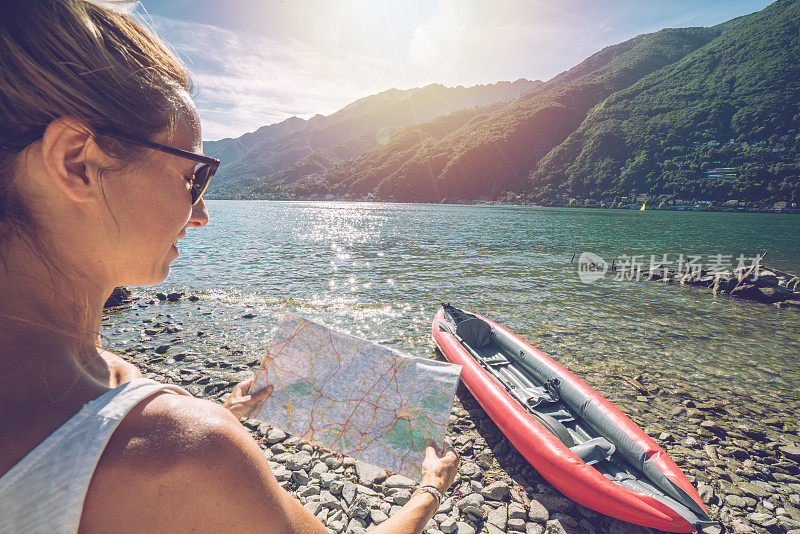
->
xmin=577 ymin=252 xmax=608 ymax=284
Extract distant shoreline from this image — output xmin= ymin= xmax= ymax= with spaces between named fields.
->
xmin=203 ymin=197 xmax=800 ymax=214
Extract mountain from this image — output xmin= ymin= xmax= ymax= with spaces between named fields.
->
xmin=319 ymin=0 xmax=799 ymax=205
xmin=528 ymin=0 xmax=800 ymax=204
xmin=203 ymin=116 xmax=307 ymax=163
xmin=203 ymin=79 xmax=541 ymax=198
xmin=321 ymin=102 xmax=510 ymax=198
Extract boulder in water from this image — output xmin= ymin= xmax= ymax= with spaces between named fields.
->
xmin=775 ymin=300 xmax=800 ymax=309
xmin=786 ymin=277 xmax=800 ymax=292
xmin=104 ymin=286 xmax=131 ymax=308
xmin=752 ymin=270 xmax=779 ymax=287
xmin=713 ymin=275 xmax=735 ymax=295
xmin=731 ymin=284 xmax=791 ymax=303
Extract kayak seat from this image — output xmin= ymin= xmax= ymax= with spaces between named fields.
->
xmin=455 ymin=318 xmax=493 ymax=348
xmin=569 ymin=437 xmax=616 ymax=466
xmin=531 ymin=411 xmax=576 ymax=447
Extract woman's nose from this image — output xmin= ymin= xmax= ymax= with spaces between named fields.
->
xmin=188 ymin=198 xmax=209 ymax=228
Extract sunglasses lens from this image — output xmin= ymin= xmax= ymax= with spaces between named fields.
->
xmin=191 ymin=164 xmax=216 ymax=205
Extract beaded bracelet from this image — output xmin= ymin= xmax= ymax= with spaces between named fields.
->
xmin=412 ymin=484 xmax=443 ymax=506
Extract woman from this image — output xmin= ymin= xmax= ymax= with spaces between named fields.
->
xmin=0 ymin=1 xmax=459 ymax=532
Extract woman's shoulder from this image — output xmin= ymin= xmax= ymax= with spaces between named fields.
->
xmin=96 ymin=347 xmax=143 ymax=386
xmin=97 ymin=390 xmax=242 ymax=473
xmin=80 ymin=390 xmax=290 ymax=532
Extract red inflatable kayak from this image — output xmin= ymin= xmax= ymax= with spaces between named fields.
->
xmin=432 ymin=305 xmax=714 ymax=532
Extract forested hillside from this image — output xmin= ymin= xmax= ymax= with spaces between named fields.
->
xmin=528 ymin=0 xmax=800 ymax=205
xmin=318 ymin=102 xmax=509 ymax=197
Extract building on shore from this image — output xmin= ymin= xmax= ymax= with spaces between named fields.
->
xmin=706 ymin=167 xmax=738 ymax=180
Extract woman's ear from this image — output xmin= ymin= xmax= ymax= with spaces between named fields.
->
xmin=39 ymin=117 xmax=107 ymax=204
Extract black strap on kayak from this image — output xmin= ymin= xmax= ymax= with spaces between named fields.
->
xmin=544 ymin=377 xmax=561 ymax=402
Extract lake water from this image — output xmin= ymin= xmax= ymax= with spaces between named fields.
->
xmin=107 ymin=201 xmax=800 ymax=418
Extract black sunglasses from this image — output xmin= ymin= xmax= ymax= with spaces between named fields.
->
xmin=0 ymin=127 xmax=219 ymax=206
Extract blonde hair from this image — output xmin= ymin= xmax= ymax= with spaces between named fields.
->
xmin=0 ymin=0 xmax=193 ymax=351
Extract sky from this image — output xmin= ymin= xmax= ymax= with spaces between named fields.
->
xmin=130 ymin=0 xmax=773 ymax=141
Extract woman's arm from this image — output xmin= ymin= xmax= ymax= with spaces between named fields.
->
xmin=82 ymin=393 xmax=459 ymax=534
xmin=370 ymin=441 xmax=459 ymax=534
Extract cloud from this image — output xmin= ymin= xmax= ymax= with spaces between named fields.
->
xmin=149 ymin=15 xmax=400 ymax=141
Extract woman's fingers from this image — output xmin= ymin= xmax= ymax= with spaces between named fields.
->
xmin=424 ymin=439 xmax=440 ymax=460
xmin=235 ymin=377 xmax=255 ymax=394
xmin=424 ymin=438 xmax=457 ymax=459
xmin=251 ymin=384 xmax=274 ymax=401
xmin=441 ymin=439 xmax=457 ymax=460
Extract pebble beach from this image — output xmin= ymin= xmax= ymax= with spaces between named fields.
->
xmin=104 ymin=289 xmax=800 ymax=534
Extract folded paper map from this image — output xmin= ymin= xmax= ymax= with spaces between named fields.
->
xmin=251 ymin=312 xmax=462 ymax=478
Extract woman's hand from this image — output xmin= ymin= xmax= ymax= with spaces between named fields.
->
xmin=369 ymin=439 xmax=460 ymax=534
xmin=420 ymin=439 xmax=459 ymax=494
xmin=222 ymin=377 xmax=273 ymax=419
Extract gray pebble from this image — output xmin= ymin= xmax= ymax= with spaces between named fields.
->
xmin=439 ymin=517 xmax=457 ymax=533
xmin=389 ymin=489 xmax=411 ymax=505
xmin=292 ymin=470 xmax=309 ymax=485
xmin=487 ymin=505 xmax=507 ymax=529
xmin=481 ymin=481 xmax=510 ymax=501
xmin=355 ymin=460 xmax=387 ymax=486
xmin=310 ymin=462 xmax=329 ymax=478
xmin=455 ymin=493 xmax=484 ymax=510
xmin=458 ymin=461 xmax=482 ymax=479
xmin=303 ymin=501 xmax=321 ymax=516
xmin=342 ymin=480 xmax=357 ymax=505
xmin=319 ymin=490 xmax=340 ymax=509
xmin=266 ymin=428 xmax=287 ymax=444
xmin=385 ymin=474 xmax=415 ymax=489
xmin=748 ymin=512 xmax=777 ymax=527
xmin=725 ymin=494 xmax=747 ymax=508
xmin=347 ymin=516 xmax=367 ymax=531
xmin=299 ymin=485 xmax=320 ymax=498
xmin=527 ymin=499 xmax=549 ymax=523
xmin=325 ymin=456 xmax=343 ymax=470
xmin=508 ymin=502 xmax=526 ymax=520
xmin=532 ymin=493 xmax=572 ymax=513
xmin=286 ymin=451 xmax=312 ymax=471
xmin=350 ymin=496 xmax=371 ymax=519
xmin=506 ymin=517 xmax=526 ymax=532
xmin=476 ymin=450 xmax=493 ymax=469
xmin=370 ymin=507 xmax=388 ymax=524
xmin=329 ymin=478 xmax=344 ymax=495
